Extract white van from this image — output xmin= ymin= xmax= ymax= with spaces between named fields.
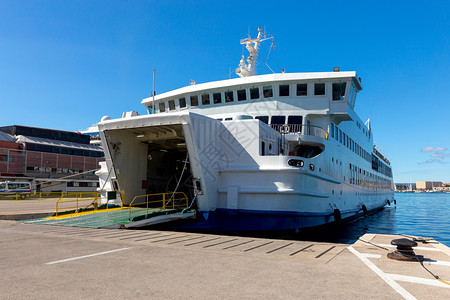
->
xmin=0 ymin=181 xmax=32 ymax=199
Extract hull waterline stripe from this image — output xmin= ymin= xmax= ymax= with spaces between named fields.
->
xmin=347 ymin=246 xmax=416 ymax=300
xmin=46 ymin=248 xmax=130 ymax=265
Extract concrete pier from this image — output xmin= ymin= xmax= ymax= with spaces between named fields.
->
xmin=0 ymin=220 xmax=449 ymax=299
xmin=0 ymin=198 xmax=57 ymax=220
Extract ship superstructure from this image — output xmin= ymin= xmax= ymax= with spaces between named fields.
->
xmin=97 ymin=28 xmax=394 ymax=231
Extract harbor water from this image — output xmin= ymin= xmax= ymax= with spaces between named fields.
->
xmin=294 ymin=193 xmax=450 ymax=247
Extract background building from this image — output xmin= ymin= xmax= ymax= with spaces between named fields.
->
xmin=416 ymin=181 xmax=443 ymax=191
xmin=0 ymin=125 xmax=104 ymax=192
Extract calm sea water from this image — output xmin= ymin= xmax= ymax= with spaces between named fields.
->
xmin=293 ymin=193 xmax=450 ymax=247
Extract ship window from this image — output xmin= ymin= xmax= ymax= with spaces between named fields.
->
xmin=332 ymin=82 xmax=347 ymax=101
xmin=330 ymin=123 xmax=334 ymax=138
xmin=334 ymin=126 xmax=338 ymax=140
xmin=169 ymin=100 xmax=175 ymax=110
xmin=255 ymin=116 xmax=269 ymax=124
xmin=297 ymin=83 xmax=307 ymax=96
xmin=159 ymin=102 xmax=166 ymax=112
xmin=213 ymin=93 xmax=222 ymax=104
xmin=279 ymin=84 xmax=289 ymax=96
xmin=250 ymin=87 xmax=259 ymax=99
xmin=339 ymin=129 xmax=342 ymax=143
xmin=271 ymin=116 xmax=285 ymax=125
xmin=263 ymin=86 xmax=273 ymax=98
xmin=237 ymin=89 xmax=247 ymax=101
xmin=225 ymin=91 xmax=234 ymax=102
xmin=288 ymin=116 xmax=302 ymax=124
xmin=191 ymin=95 xmax=199 ymax=106
xmin=225 ymin=117 xmax=232 ymax=121
xmin=261 ymin=141 xmax=265 ymax=156
xmin=179 ymin=97 xmax=186 ymax=108
xmin=202 ymin=94 xmax=210 ymax=105
xmin=314 ymin=83 xmax=325 ymax=95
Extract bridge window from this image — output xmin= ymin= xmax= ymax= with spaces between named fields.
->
xmin=255 ymin=116 xmax=269 ymax=124
xmin=225 ymin=91 xmax=234 ymax=102
xmin=179 ymin=97 xmax=186 ymax=108
xmin=297 ymin=83 xmax=307 ymax=96
xmin=271 ymin=116 xmax=285 ymax=125
xmin=213 ymin=93 xmax=222 ymax=104
xmin=159 ymin=102 xmax=166 ymax=112
xmin=190 ymin=95 xmax=199 ymax=106
xmin=287 ymin=116 xmax=302 ymax=124
xmin=237 ymin=89 xmax=247 ymax=101
xmin=330 ymin=123 xmax=334 ymax=139
xmin=332 ymin=82 xmax=347 ymax=101
xmin=279 ymin=84 xmax=289 ymax=96
xmin=168 ymin=100 xmax=175 ymax=110
xmin=263 ymin=86 xmax=273 ymax=98
xmin=314 ymin=83 xmax=325 ymax=95
xmin=202 ymin=94 xmax=210 ymax=105
xmin=250 ymin=87 xmax=259 ymax=99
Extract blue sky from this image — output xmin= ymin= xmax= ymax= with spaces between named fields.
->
xmin=1 ymin=1 xmax=449 ymax=183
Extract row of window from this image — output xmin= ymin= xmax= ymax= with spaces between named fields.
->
xmin=156 ymin=81 xmax=348 ymax=112
xmin=26 ymin=143 xmax=104 ymax=158
xmin=355 ymin=121 xmax=369 ymax=137
xmin=215 ymin=115 xmax=303 ymax=127
xmin=67 ymin=182 xmax=99 ymax=187
xmin=349 ymin=163 xmax=391 ymax=189
xmin=26 ymin=166 xmax=92 ymax=174
xmin=330 ymin=123 xmax=371 ymax=163
xmin=0 ymin=126 xmax=91 ymax=145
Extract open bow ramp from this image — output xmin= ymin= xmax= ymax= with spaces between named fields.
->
xmin=22 ymin=208 xmax=196 ymax=228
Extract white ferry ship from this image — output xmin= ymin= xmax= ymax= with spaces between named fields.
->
xmin=97 ymin=28 xmax=394 ymax=231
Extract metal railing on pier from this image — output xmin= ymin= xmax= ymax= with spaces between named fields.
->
xmin=128 ymin=192 xmax=189 ymax=220
xmin=55 ymin=191 xmax=124 ymax=216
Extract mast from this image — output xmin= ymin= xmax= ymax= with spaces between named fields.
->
xmin=235 ymin=27 xmax=273 ymax=78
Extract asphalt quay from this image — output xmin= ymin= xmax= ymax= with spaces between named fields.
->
xmin=0 ymin=198 xmax=58 ymax=220
xmin=1 ymin=221 xmax=449 ymax=299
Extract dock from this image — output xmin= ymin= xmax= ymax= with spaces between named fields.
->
xmin=1 ymin=219 xmax=449 ymax=299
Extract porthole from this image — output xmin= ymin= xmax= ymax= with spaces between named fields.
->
xmin=309 ymin=164 xmax=315 ymax=171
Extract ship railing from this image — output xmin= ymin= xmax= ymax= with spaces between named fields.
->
xmin=128 ymin=192 xmax=189 ymax=220
xmin=55 ymin=191 xmax=124 ymax=216
xmin=270 ymin=124 xmax=329 ymax=140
